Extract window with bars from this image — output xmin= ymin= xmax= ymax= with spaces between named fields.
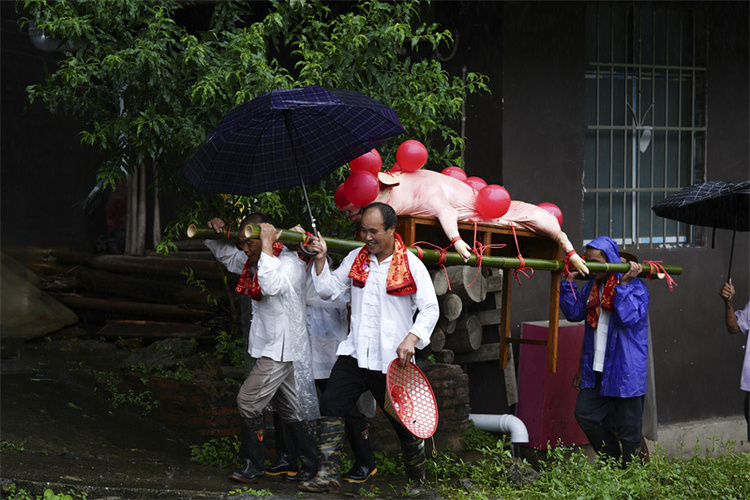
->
xmin=584 ymin=3 xmax=707 ymax=248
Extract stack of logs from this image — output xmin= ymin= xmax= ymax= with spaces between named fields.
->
xmin=421 ymin=266 xmax=504 ymax=365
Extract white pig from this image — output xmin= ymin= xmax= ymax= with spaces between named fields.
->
xmin=341 ymin=169 xmax=589 ymax=275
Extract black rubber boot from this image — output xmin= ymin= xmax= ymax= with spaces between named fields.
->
xmin=229 ymin=415 xmax=266 ymax=484
xmin=401 ymin=438 xmax=427 ymax=495
xmin=342 ymin=418 xmax=377 ymax=483
xmin=265 ymin=412 xmax=299 ymax=477
xmin=286 ymin=419 xmax=318 ymax=482
xmin=298 ymin=416 xmax=345 ymax=493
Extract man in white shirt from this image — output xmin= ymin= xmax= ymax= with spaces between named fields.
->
xmin=298 ymin=203 xmax=439 ymax=495
xmin=205 ymin=214 xmax=317 ymax=484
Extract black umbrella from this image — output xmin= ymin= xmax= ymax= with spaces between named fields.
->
xmin=652 ymin=180 xmax=750 ymax=278
xmin=181 ymin=85 xmax=404 ymax=236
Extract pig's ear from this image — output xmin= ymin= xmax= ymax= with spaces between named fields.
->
xmin=377 ymin=171 xmax=401 ymax=186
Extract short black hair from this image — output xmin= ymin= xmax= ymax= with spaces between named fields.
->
xmin=239 ymin=213 xmax=272 ymax=234
xmin=362 ymin=202 xmax=397 ymax=231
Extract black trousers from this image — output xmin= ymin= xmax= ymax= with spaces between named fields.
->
xmin=319 ymin=355 xmax=416 ymax=443
xmin=574 ymin=373 xmax=643 ymax=462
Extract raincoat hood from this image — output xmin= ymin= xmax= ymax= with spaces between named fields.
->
xmin=587 ymin=236 xmax=623 ymax=278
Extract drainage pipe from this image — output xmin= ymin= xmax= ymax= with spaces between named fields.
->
xmin=469 ymin=413 xmax=529 ymax=444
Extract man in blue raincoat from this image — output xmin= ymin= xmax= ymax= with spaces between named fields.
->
xmin=560 ymin=236 xmax=649 ymax=465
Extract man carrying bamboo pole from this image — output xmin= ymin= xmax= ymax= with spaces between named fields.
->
xmin=205 ymin=214 xmax=317 ymax=484
xmin=299 ymin=202 xmax=439 ymax=495
xmin=559 ymin=236 xmax=649 ymax=467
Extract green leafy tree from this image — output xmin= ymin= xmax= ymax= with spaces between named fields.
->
xmin=21 ymin=0 xmax=489 ymax=254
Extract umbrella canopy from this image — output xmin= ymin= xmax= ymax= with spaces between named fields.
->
xmin=651 ymin=180 xmax=750 ymax=232
xmin=652 ymin=180 xmax=750 ymax=278
xmin=181 ymin=85 xmax=403 ymax=199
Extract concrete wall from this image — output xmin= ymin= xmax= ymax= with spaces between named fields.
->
xmin=432 ymin=1 xmax=749 ymax=438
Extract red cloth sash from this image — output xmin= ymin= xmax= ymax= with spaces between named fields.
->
xmin=348 ymin=233 xmax=416 ymax=296
xmin=586 ymin=274 xmax=618 ymax=328
xmin=235 ymin=241 xmax=284 ymax=300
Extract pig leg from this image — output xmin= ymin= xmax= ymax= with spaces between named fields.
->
xmin=433 ymin=208 xmax=472 ymax=261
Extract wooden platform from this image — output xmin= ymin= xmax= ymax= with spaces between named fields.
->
xmin=397 ymin=215 xmax=562 ymax=372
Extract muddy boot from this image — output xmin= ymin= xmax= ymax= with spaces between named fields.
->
xmin=298 ymin=416 xmax=344 ymax=493
xmin=229 ymin=415 xmax=266 ymax=484
xmin=401 ymin=438 xmax=427 ymax=495
xmin=286 ymin=419 xmax=318 ymax=482
xmin=266 ymin=412 xmax=298 ymax=477
xmin=342 ymin=418 xmax=377 ymax=483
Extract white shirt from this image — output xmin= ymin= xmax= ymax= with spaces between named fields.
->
xmin=312 ymin=247 xmax=439 ymax=373
xmin=204 ymin=240 xmax=308 ymax=362
xmin=592 ymin=283 xmax=610 ymax=372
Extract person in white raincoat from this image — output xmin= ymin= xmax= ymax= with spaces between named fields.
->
xmin=204 ymin=214 xmax=318 ymax=484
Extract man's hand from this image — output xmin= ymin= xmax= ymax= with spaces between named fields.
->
xmin=258 ymin=223 xmax=281 ymax=256
xmin=618 ymin=260 xmax=642 ymax=285
xmin=307 ymin=233 xmax=329 ymax=275
xmin=207 ymin=218 xmax=225 ymax=233
xmin=720 ymin=280 xmax=735 ymax=303
xmin=396 ymin=333 xmax=420 ymax=367
xmin=572 ymin=370 xmax=581 ymax=391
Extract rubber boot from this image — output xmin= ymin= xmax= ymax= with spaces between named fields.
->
xmin=265 ymin=412 xmax=298 ymax=477
xmin=298 ymin=416 xmax=345 ymax=493
xmin=286 ymin=419 xmax=318 ymax=482
xmin=401 ymin=438 xmax=427 ymax=495
xmin=342 ymin=418 xmax=377 ymax=483
xmin=229 ymin=415 xmax=266 ymax=483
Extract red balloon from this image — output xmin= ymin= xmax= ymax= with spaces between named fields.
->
xmin=476 ymin=185 xmax=511 ymax=219
xmin=395 ymin=140 xmax=428 ymax=172
xmin=390 ymin=162 xmax=402 ymax=172
xmin=343 ymin=171 xmax=379 ymax=207
xmin=349 ymin=149 xmax=382 ymax=174
xmin=442 ymin=166 xmax=467 ymax=182
xmin=538 ymin=202 xmax=563 ymax=226
xmin=465 ymin=176 xmax=488 ymax=191
xmin=334 ymin=183 xmax=350 ymax=211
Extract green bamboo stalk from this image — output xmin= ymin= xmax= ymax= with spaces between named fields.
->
xmin=187 ymin=224 xmax=683 ymax=276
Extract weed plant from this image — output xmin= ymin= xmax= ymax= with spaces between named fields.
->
xmin=431 ymin=428 xmax=750 ymax=499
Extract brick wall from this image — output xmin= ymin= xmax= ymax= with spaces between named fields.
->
xmin=121 ymin=362 xmax=471 ymax=452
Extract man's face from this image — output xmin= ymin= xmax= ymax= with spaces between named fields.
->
xmin=584 ymin=247 xmax=609 ymax=281
xmin=360 ymin=208 xmax=395 ymax=261
xmin=236 ymin=235 xmax=263 ymax=264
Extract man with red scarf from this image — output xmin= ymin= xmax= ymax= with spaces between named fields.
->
xmin=205 ymin=214 xmax=317 ymax=484
xmin=299 ymin=202 xmax=439 ymax=495
xmin=560 ymin=236 xmax=649 ymax=466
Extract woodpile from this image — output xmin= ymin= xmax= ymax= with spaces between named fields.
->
xmin=421 ymin=265 xmax=502 ymax=365
xmin=24 ymin=248 xmax=232 ymax=341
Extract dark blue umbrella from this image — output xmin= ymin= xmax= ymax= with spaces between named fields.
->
xmin=181 ymin=86 xmax=404 ymax=235
xmin=652 ymin=180 xmax=750 ymax=278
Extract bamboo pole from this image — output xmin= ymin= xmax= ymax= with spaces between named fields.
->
xmin=186 ymin=224 xmax=683 ymax=276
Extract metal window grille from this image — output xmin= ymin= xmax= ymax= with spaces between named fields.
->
xmin=584 ymin=3 xmax=707 ymax=248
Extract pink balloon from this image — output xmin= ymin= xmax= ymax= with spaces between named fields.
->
xmin=465 ymin=176 xmax=488 ymax=191
xmin=442 ymin=166 xmax=467 ymax=182
xmin=476 ymin=185 xmax=511 ymax=219
xmin=349 ymin=149 xmax=382 ymax=174
xmin=334 ymin=183 xmax=350 ymax=211
xmin=538 ymin=202 xmax=563 ymax=226
xmin=343 ymin=171 xmax=379 ymax=207
xmin=395 ymin=140 xmax=428 ymax=172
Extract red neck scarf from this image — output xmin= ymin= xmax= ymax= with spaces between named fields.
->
xmin=586 ymin=274 xmax=618 ymax=328
xmin=348 ymin=233 xmax=416 ymax=296
xmin=235 ymin=241 xmax=284 ymax=300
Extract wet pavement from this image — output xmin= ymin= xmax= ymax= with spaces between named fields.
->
xmin=0 ymin=337 xmax=441 ymax=500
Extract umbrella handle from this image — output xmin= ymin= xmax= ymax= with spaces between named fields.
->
xmin=297 ymin=223 xmax=319 ymax=257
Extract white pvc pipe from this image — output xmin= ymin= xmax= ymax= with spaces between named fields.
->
xmin=469 ymin=413 xmax=529 ymax=444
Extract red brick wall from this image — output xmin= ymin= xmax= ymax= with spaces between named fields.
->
xmin=121 ymin=362 xmax=470 ymax=451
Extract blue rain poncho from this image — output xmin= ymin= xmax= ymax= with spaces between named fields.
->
xmin=559 ymin=236 xmax=650 ymax=398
